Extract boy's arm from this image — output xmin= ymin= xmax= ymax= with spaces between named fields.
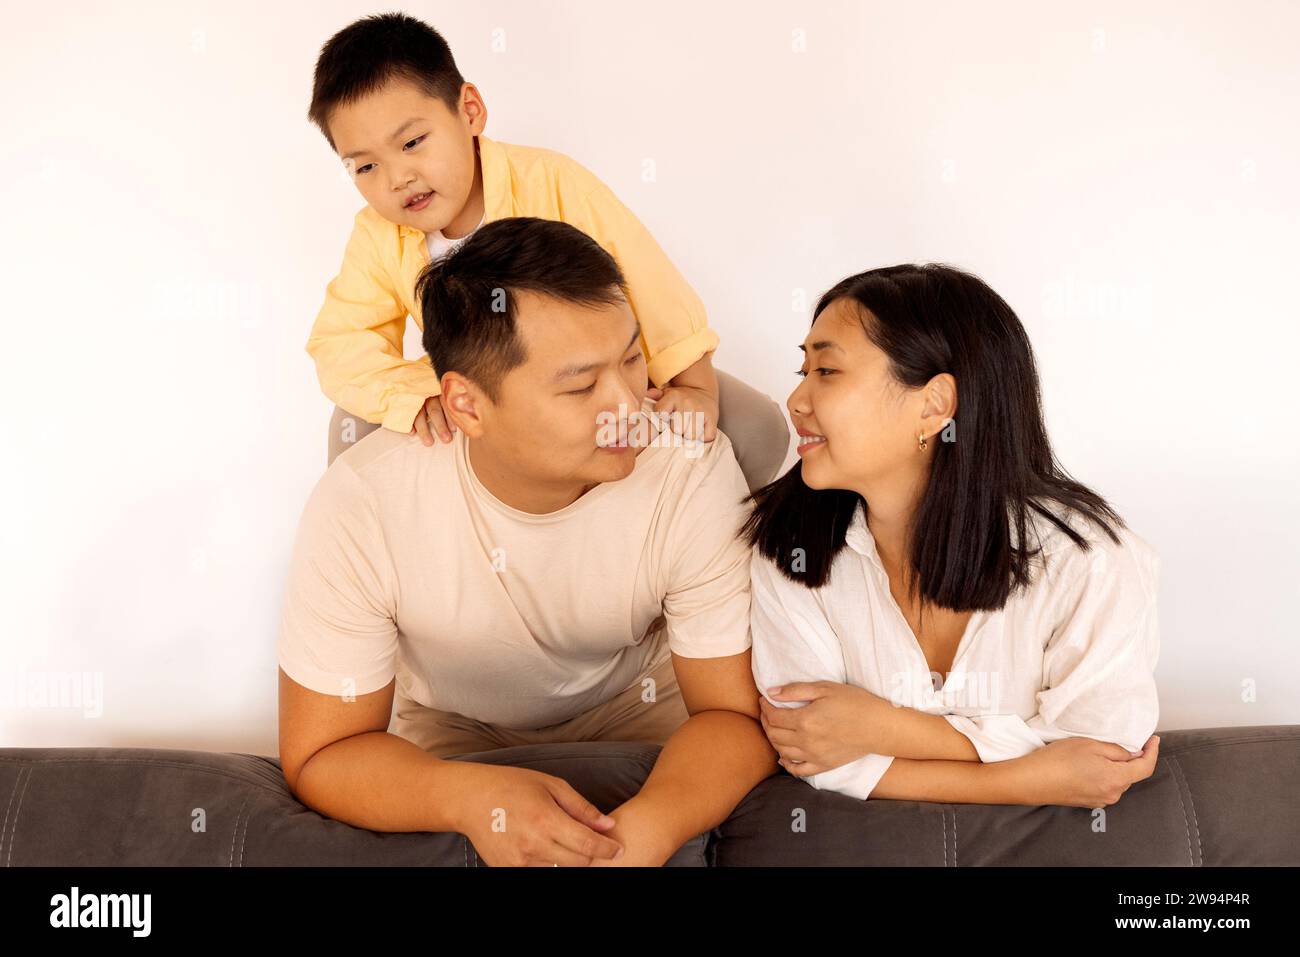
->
xmin=307 ymin=209 xmax=443 ymax=434
xmin=663 ymin=347 xmax=720 ymax=405
xmin=563 ymin=173 xmax=720 ymax=389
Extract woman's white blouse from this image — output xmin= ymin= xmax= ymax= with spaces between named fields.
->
xmin=749 ymin=501 xmax=1161 ymax=800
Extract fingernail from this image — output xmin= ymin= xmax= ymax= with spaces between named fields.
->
xmin=614 ymin=847 xmax=625 ymax=859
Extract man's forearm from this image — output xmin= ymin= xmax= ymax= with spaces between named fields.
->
xmin=617 ymin=710 xmax=777 ymax=861
xmin=870 ymin=754 xmax=1042 ymax=805
xmin=291 ymin=731 xmax=473 ymax=833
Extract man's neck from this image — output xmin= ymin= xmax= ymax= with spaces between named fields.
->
xmin=442 ymin=138 xmax=485 ymax=240
xmin=467 ymin=438 xmax=597 ymax=515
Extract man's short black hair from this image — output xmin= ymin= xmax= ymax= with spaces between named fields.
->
xmin=415 ymin=217 xmax=630 ymax=403
xmin=308 ymin=12 xmax=465 ymax=152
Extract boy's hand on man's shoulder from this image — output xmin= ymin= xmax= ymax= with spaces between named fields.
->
xmin=646 ymin=385 xmax=718 ymax=443
xmin=411 ymin=394 xmax=456 ymax=445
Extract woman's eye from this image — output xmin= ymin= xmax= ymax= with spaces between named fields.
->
xmin=795 ymin=368 xmax=836 ymax=377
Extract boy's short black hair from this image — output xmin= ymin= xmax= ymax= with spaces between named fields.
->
xmin=415 ymin=217 xmax=630 ymax=404
xmin=308 ymin=12 xmax=466 ymax=151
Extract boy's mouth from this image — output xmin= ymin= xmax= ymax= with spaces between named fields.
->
xmin=405 ymin=191 xmax=433 ymax=210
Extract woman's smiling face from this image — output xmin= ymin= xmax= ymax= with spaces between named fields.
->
xmin=789 ymin=297 xmax=932 ymax=491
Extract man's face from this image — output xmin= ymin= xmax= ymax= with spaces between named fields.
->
xmin=472 ymin=290 xmax=650 ymax=492
xmin=328 ymin=75 xmax=484 ymax=231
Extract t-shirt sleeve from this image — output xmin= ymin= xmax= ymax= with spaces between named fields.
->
xmin=658 ymin=436 xmax=754 ymax=658
xmin=944 ymin=527 xmax=1162 ymax=762
xmin=749 ymin=551 xmax=895 ymax=800
xmin=276 ymin=462 xmax=400 ymax=697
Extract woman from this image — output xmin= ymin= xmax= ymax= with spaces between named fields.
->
xmin=742 ymin=263 xmax=1162 ymax=808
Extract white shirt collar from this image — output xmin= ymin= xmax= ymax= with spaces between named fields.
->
xmin=843 ymin=500 xmax=884 ymax=572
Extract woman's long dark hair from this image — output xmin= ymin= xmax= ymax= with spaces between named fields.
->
xmin=741 ymin=263 xmax=1125 ymax=612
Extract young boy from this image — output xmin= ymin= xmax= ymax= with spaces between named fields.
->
xmin=305 ymin=12 xmax=729 ymax=460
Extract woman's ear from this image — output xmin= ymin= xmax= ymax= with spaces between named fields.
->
xmin=922 ymin=372 xmax=959 ymax=422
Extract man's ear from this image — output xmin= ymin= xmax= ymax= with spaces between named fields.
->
xmin=441 ymin=373 xmax=486 ymax=438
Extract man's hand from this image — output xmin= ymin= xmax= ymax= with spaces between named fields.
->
xmin=411 ymin=394 xmax=455 ymax=445
xmin=760 ymin=680 xmax=890 ymax=776
xmin=646 ymin=385 xmax=718 ymax=443
xmin=452 ymin=764 xmax=626 ymax=866
xmin=1004 ymin=734 xmax=1161 ymax=808
xmin=584 ymin=796 xmax=682 ymax=867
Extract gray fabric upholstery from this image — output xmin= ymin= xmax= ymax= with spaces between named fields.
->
xmin=2 ymin=726 xmax=1296 ymax=866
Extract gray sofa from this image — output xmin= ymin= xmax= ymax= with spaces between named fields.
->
xmin=2 ymin=724 xmax=1296 ymax=866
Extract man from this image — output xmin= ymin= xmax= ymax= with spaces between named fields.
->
xmin=277 ymin=216 xmax=778 ymax=866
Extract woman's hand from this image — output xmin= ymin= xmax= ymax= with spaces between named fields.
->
xmin=760 ymin=680 xmax=891 ymax=776
xmin=1007 ymin=734 xmax=1161 ymax=808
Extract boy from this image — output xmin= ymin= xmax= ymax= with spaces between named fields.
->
xmin=305 ymin=12 xmax=738 ymax=463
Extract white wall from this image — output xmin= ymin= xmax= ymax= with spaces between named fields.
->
xmin=2 ymin=0 xmax=1295 ymax=752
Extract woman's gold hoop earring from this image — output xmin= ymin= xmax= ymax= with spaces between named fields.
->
xmin=918 ymin=431 xmax=928 ymax=451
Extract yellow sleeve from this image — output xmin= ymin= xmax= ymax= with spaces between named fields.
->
xmin=564 ymin=176 xmax=720 ymax=387
xmin=305 ymin=209 xmax=443 ymax=434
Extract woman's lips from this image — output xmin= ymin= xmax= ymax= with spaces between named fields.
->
xmin=796 ymin=434 xmax=827 ymax=456
xmin=406 ymin=191 xmax=433 ymax=210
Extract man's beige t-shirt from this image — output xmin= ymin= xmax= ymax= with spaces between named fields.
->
xmin=277 ymin=397 xmax=754 ymax=730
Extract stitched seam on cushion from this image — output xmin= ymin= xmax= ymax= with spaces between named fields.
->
xmin=0 ymin=766 xmax=23 ymax=866
xmin=1168 ymin=756 xmax=1204 ymax=866
xmin=3 ymin=768 xmax=31 ymax=867
xmin=237 ymin=800 xmax=250 ymax=867
xmin=941 ymin=808 xmax=948 ymax=867
xmin=1167 ymin=755 xmax=1196 ymax=866
xmin=952 ymin=807 xmax=959 ymax=867
xmin=228 ymin=798 xmax=248 ymax=867
xmin=5 ymin=770 xmax=31 ymax=867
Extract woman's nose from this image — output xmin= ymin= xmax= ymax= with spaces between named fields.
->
xmin=787 ymin=381 xmax=809 ymax=421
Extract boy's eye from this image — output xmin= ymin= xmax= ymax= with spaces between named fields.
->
xmin=349 ymin=136 xmax=425 ymax=177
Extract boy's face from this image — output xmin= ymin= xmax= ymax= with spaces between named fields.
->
xmin=448 ymin=289 xmax=652 ymax=496
xmin=328 ymin=75 xmax=486 ymax=232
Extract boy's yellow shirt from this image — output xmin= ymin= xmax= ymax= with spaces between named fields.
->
xmin=307 ymin=133 xmax=720 ymax=434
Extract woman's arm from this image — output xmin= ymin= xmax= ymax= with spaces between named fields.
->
xmin=870 ymin=755 xmax=1017 ymax=804
xmin=870 ymin=734 xmax=1162 ymax=807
